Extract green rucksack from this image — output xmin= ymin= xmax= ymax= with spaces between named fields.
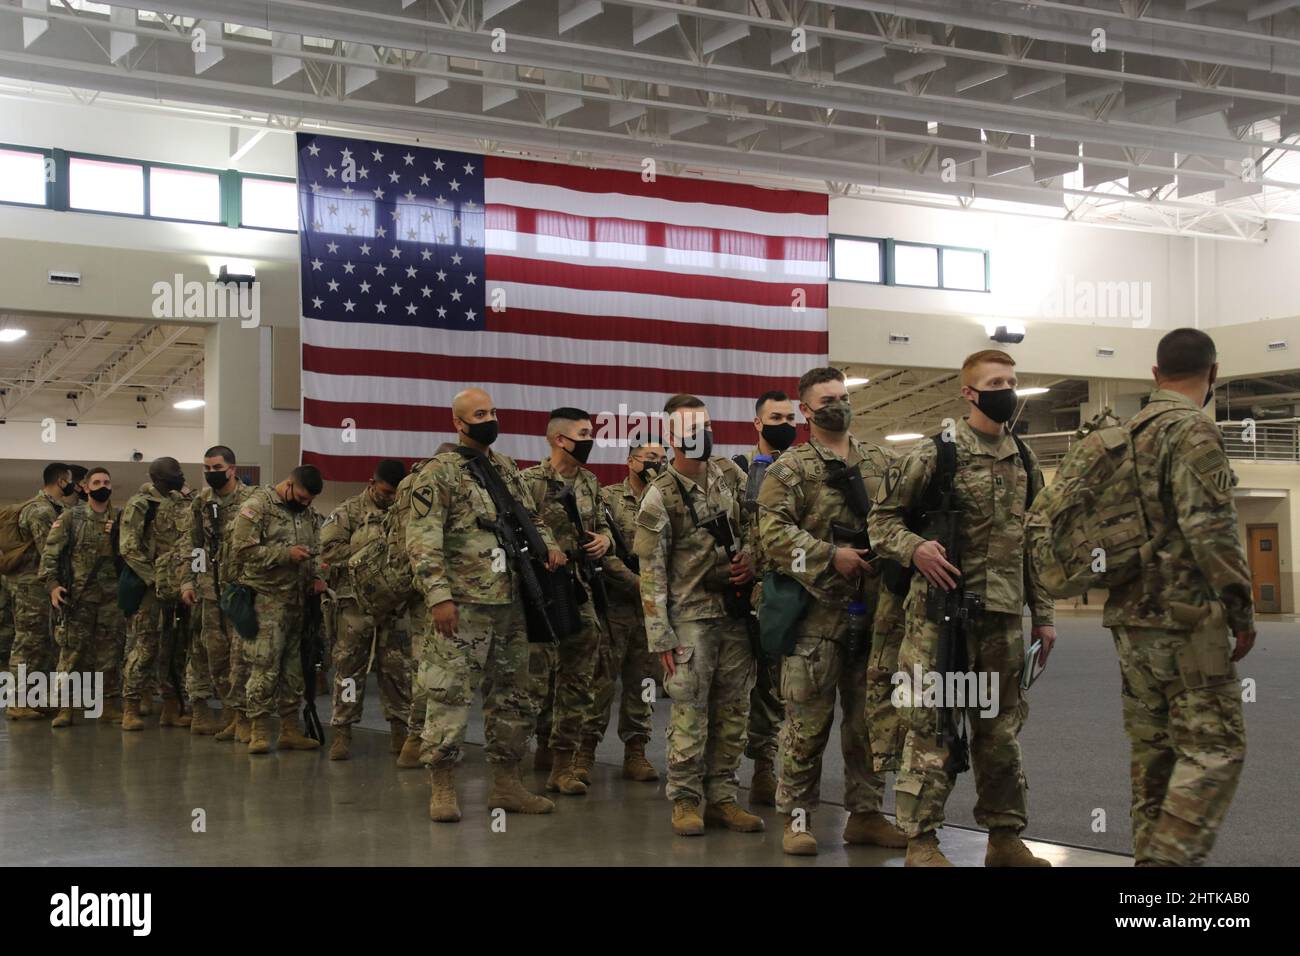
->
xmin=0 ymin=495 xmax=43 ymax=574
xmin=348 ymin=459 xmax=430 ymax=618
xmin=1026 ymin=406 xmax=1179 ymax=598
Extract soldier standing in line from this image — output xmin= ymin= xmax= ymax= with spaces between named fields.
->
xmin=633 ymin=394 xmax=763 ymax=837
xmin=320 ymin=458 xmax=412 ymax=761
xmin=870 ymin=350 xmax=1055 ymax=867
xmin=757 ymin=368 xmax=909 ymax=855
xmin=118 ymin=457 xmax=191 ymax=731
xmin=227 ymin=465 xmax=328 ymax=754
xmin=40 ymin=467 xmax=126 ymax=726
xmin=1104 ymin=328 xmax=1253 ymax=867
xmin=736 ymin=390 xmax=799 ymax=806
xmin=581 ymin=441 xmax=666 ymax=783
xmin=520 ymin=408 xmax=613 ymax=795
xmin=180 ymin=445 xmax=255 ymax=739
xmin=406 ymin=388 xmax=566 ymax=822
xmin=5 ymin=463 xmax=77 ymax=721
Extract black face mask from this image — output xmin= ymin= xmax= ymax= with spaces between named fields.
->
xmin=459 ymin=417 xmax=499 ymax=447
xmin=970 ymin=387 xmax=1018 ymax=425
xmin=155 ymin=476 xmax=185 ymax=494
xmin=204 ymin=470 xmax=230 ymax=491
xmin=76 ymin=489 xmax=88 ymax=501
xmin=563 ymin=437 xmax=594 ymax=465
xmin=60 ymin=482 xmax=78 ymax=498
xmin=761 ymin=422 xmax=797 ymax=452
xmin=89 ymin=487 xmax=112 ymax=503
xmin=639 ymin=461 xmax=662 ymax=479
xmin=681 ymin=428 xmax=714 ymax=461
xmin=283 ymin=497 xmax=307 ymax=513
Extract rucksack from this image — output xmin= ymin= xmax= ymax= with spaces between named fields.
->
xmin=0 ymin=495 xmax=44 ymax=574
xmin=348 ymin=459 xmax=430 ymax=618
xmin=1026 ymin=407 xmax=1180 ymax=598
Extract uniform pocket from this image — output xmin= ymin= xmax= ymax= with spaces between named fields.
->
xmin=664 ymin=644 xmax=699 ymax=702
xmin=780 ymin=639 xmax=835 ymax=705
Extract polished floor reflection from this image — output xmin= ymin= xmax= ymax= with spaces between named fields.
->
xmin=0 ymin=714 xmax=1125 ymax=867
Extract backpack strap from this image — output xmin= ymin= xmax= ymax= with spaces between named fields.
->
xmin=1010 ymin=434 xmax=1037 ymax=510
xmin=731 ymin=453 xmax=750 ymax=474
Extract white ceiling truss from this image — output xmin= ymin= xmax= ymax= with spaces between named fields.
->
xmin=2 ymin=1 xmax=1300 ymax=238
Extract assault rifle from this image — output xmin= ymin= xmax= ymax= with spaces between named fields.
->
xmin=301 ymin=589 xmax=326 ymax=743
xmin=696 ymin=510 xmax=760 ymax=658
xmin=559 ymin=486 xmax=609 ymax=620
xmin=603 ymin=503 xmax=638 ymax=574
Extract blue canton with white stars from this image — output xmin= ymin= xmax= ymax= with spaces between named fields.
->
xmin=297 ymin=133 xmax=486 ymax=330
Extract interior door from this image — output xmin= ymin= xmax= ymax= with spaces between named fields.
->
xmin=1247 ymin=524 xmax=1281 ymax=614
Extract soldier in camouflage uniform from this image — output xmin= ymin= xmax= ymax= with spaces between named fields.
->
xmin=5 ymin=463 xmax=75 ymax=720
xmin=633 ymin=394 xmax=763 ymax=837
xmin=583 ymin=441 xmax=665 ymax=783
xmin=520 ymin=408 xmax=614 ymax=795
xmin=757 ymin=369 xmax=908 ymax=855
xmin=0 ymin=576 xmax=13 ymax=672
xmin=865 ymin=586 xmax=907 ymax=772
xmin=406 ymin=388 xmax=566 ymax=822
xmin=319 ymin=458 xmax=412 ymax=761
xmin=1104 ymin=329 xmax=1254 ymax=867
xmin=180 ymin=445 xmax=255 ymax=739
xmin=118 ymin=458 xmax=191 ymax=731
xmin=39 ymin=467 xmax=126 ymax=726
xmin=870 ymin=350 xmax=1055 ymax=867
xmin=227 ymin=465 xmax=327 ymax=754
xmin=737 ymin=390 xmax=799 ymax=806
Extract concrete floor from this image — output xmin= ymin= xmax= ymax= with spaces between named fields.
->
xmin=0 ymin=714 xmax=1121 ymax=867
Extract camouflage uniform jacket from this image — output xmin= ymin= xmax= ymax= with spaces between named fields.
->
xmin=227 ymin=485 xmax=320 ymax=598
xmin=38 ymin=502 xmax=122 ymax=605
xmin=632 ymin=457 xmax=747 ymax=652
xmin=758 ymin=436 xmax=893 ymax=607
xmin=181 ymin=482 xmax=256 ymax=601
xmin=405 ymin=448 xmax=558 ymax=609
xmin=1103 ymin=389 xmax=1254 ymax=634
xmin=118 ymin=482 xmax=182 ymax=589
xmin=10 ymin=493 xmax=64 ymax=583
xmin=601 ymin=477 xmax=643 ymax=607
xmin=869 ymin=418 xmax=1055 ymax=624
xmin=319 ymin=490 xmax=385 ymax=598
xmin=520 ymin=458 xmax=611 ymax=559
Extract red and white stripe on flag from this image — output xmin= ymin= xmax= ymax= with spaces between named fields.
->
xmin=301 ymin=148 xmax=828 ymax=485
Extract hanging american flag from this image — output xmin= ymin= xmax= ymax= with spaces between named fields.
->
xmin=297 ymin=132 xmax=828 ymax=484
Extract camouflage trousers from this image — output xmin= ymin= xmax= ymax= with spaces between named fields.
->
xmin=243 ymin=592 xmax=306 ymax=720
xmin=865 ymin=586 xmax=907 ymax=772
xmin=123 ymin=592 xmax=186 ymax=702
xmin=580 ymin=602 xmax=656 ymax=746
xmin=185 ymin=597 xmax=235 ymax=708
xmin=330 ymin=598 xmax=412 ymax=727
xmin=1112 ymin=621 xmax=1246 ymax=866
xmin=745 ymin=655 xmax=783 ymax=764
xmin=53 ymin=598 xmax=126 ymax=698
xmin=894 ymin=590 xmax=1029 ymax=838
xmin=529 ymin=603 xmax=603 ymax=752
xmin=0 ymin=579 xmax=14 ymax=670
xmin=663 ymin=617 xmax=756 ymax=805
xmin=777 ymin=600 xmax=886 ymax=816
xmin=9 ymin=578 xmax=56 ymax=677
xmin=420 ymin=599 xmax=535 ymax=767
xmin=406 ymin=608 xmax=428 ymax=736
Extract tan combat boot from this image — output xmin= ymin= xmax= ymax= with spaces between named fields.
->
xmin=545 ymin=750 xmax=588 ymax=795
xmin=396 ymin=734 xmax=422 ymax=769
xmin=329 ymin=726 xmax=352 ymax=761
xmin=705 ymin=801 xmax=766 ymax=833
xmin=214 ymin=709 xmax=238 ymax=741
xmin=532 ymin=742 xmax=553 ymax=773
xmin=488 ymin=761 xmax=557 ymax=814
xmin=572 ymin=738 xmax=597 ymax=785
xmin=6 ymin=705 xmax=43 ymax=720
xmin=100 ymin=698 xmax=124 ymax=723
xmin=672 ymin=798 xmax=705 ymax=837
xmin=159 ymin=699 xmax=191 ymax=728
xmin=843 ymin=811 xmax=908 ymax=848
xmin=985 ymin=828 xmax=1052 ymax=867
xmin=782 ymin=813 xmax=817 ymax=856
xmin=749 ymin=759 xmax=777 ymax=807
xmin=247 ymin=717 xmax=273 ymax=754
xmin=51 ymin=707 xmax=74 ymax=728
xmin=905 ymin=832 xmax=954 ymax=867
xmin=389 ymin=719 xmax=407 ymax=754
xmin=428 ymin=765 xmax=461 ymax=822
xmin=120 ymin=700 xmax=146 ymax=732
xmin=189 ymin=701 xmax=223 ymax=736
xmin=234 ymin=712 xmax=252 ymax=744
xmin=622 ymin=738 xmax=659 ymax=782
xmin=278 ymin=714 xmax=322 ymax=751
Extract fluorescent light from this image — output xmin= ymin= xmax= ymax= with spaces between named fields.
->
xmin=844 ymin=377 xmax=870 ymax=387
xmin=1016 ymin=387 xmax=1049 ymax=397
xmin=981 ymin=319 xmax=1026 ymax=337
xmin=0 ymin=328 xmax=27 ymax=343
xmin=885 ymin=432 xmax=924 ymax=442
xmin=173 ymin=399 xmax=206 ymax=410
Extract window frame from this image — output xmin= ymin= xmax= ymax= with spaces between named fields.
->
xmin=234 ymin=172 xmax=299 ymax=233
xmin=831 ymin=233 xmax=991 ymax=293
xmin=0 ymin=143 xmax=55 ymax=210
xmin=829 ymin=233 xmax=886 ymax=285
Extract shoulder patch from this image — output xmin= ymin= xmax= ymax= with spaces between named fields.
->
xmin=411 ymin=484 xmax=434 ymax=519
xmin=636 ymin=487 xmax=668 ymax=533
xmin=239 ymin=506 xmax=257 ymax=519
xmin=767 ymin=460 xmax=800 ymax=488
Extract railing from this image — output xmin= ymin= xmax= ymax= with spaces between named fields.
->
xmin=1020 ymin=419 xmax=1300 ymax=467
